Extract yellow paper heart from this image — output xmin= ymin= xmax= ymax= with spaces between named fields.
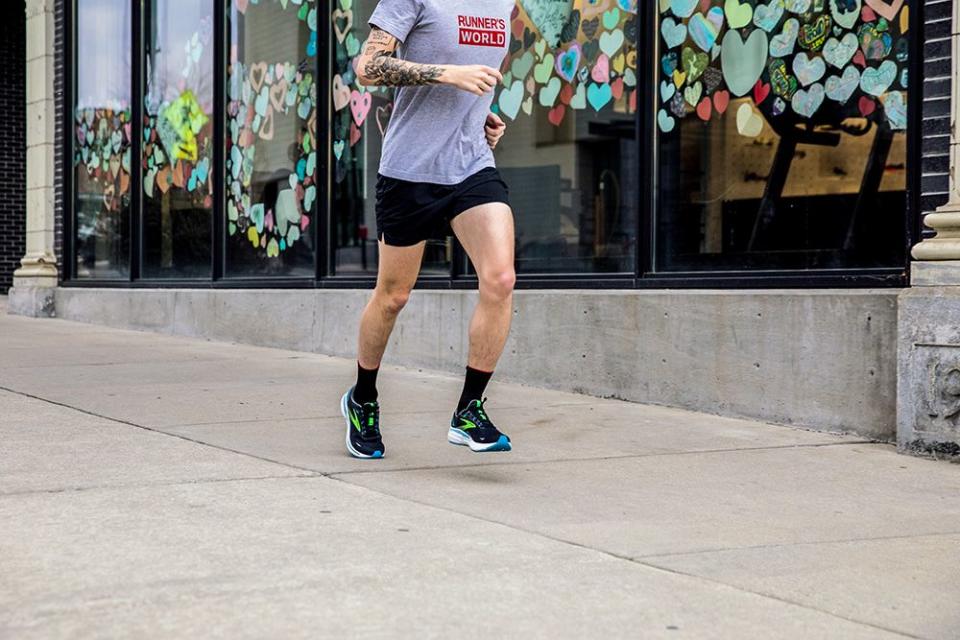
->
xmin=673 ymin=69 xmax=687 ymax=89
xmin=612 ymin=53 xmax=625 ymax=74
xmin=900 ymin=6 xmax=909 ymax=34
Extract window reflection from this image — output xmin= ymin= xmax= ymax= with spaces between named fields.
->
xmin=329 ymin=0 xmax=452 ymax=276
xmin=492 ymin=0 xmax=640 ymax=275
xmin=74 ymin=0 xmax=132 ymax=279
xmin=225 ymin=0 xmax=318 ymax=278
xmin=142 ymin=0 xmax=214 ymax=278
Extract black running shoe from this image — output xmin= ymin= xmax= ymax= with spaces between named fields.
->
xmin=340 ymin=386 xmax=385 ymax=459
xmin=448 ymin=398 xmax=511 ymax=453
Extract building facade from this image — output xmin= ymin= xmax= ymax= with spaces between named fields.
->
xmin=6 ymin=0 xmax=960 ymax=456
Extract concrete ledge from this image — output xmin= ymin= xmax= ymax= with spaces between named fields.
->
xmin=54 ymin=287 xmax=900 ymax=441
xmin=8 ymin=285 xmax=56 ymax=318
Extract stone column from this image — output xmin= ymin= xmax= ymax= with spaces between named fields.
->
xmin=8 ymin=0 xmax=58 ymax=317
xmin=898 ymin=0 xmax=960 ymax=459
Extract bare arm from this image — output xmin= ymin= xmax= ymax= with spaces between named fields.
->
xmin=356 ymin=28 xmax=502 ymax=95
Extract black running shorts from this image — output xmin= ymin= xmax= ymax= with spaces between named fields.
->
xmin=375 ymin=167 xmax=511 ymax=247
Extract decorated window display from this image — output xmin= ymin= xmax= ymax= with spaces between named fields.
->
xmin=655 ymin=0 xmax=911 ymax=272
xmin=225 ymin=0 xmax=318 ymax=277
xmin=142 ymin=0 xmax=215 ymax=278
xmin=73 ymin=0 xmax=133 ymax=279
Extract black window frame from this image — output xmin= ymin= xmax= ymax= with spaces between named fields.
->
xmin=61 ymin=0 xmax=920 ymax=291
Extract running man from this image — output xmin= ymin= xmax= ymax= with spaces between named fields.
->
xmin=340 ymin=0 xmax=517 ymax=459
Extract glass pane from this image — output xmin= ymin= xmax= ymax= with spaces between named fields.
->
xmin=225 ymin=0 xmax=318 ymax=278
xmin=73 ymin=0 xmax=132 ymax=279
xmin=655 ymin=1 xmax=909 ymax=272
xmin=491 ymin=0 xmax=639 ymax=275
xmin=142 ymin=0 xmax=214 ymax=279
xmin=329 ymin=0 xmax=452 ymax=277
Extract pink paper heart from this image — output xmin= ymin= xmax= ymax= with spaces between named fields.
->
xmin=350 ymin=91 xmax=372 ymax=127
xmin=591 ymin=54 xmax=610 ymax=84
xmin=864 ymin=0 xmax=904 ymax=21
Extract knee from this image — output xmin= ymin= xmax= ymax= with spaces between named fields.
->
xmin=480 ymin=267 xmax=516 ymax=302
xmin=375 ymin=286 xmax=411 ymax=316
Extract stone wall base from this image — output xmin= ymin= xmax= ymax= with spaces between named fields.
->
xmin=7 ymin=285 xmax=56 ymax=317
xmin=898 ymin=286 xmax=960 ymax=458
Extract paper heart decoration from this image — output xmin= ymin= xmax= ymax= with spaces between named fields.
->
xmin=555 ymin=44 xmax=582 ymax=82
xmin=791 ymin=83 xmax=825 ymax=117
xmin=713 ymin=90 xmax=730 ymax=113
xmin=498 ymin=80 xmax=525 ymax=120
xmin=592 ymin=54 xmax=610 ymax=83
xmin=331 ymin=74 xmax=350 ymax=111
xmin=793 ymin=52 xmax=826 ymax=87
xmin=249 ymin=62 xmax=268 ymax=92
xmin=548 ymin=104 xmax=566 ymax=126
xmin=824 ymin=65 xmax=860 ymax=103
xmin=657 ymin=108 xmax=676 ymax=133
xmin=539 ymin=77 xmax=563 ymax=107
xmin=721 ymin=29 xmax=768 ymax=97
xmin=882 ymin=90 xmax=907 ymax=129
xmin=689 ymin=7 xmax=724 ymax=52
xmin=736 ymin=102 xmax=763 ymax=137
xmin=696 ymin=96 xmax=712 ymax=121
xmin=724 ymin=0 xmax=753 ymax=29
xmin=822 ymin=33 xmax=858 ymax=68
xmin=859 ymin=60 xmax=897 ymax=96
xmin=375 ymin=103 xmax=393 ymax=136
xmin=660 ymin=18 xmax=687 ymax=49
xmin=753 ymin=0 xmax=784 ymax=32
xmin=350 ymin=90 xmax=372 ymax=126
xmin=770 ymin=18 xmax=799 ymax=58
xmin=864 ymin=0 xmax=904 ymax=21
xmin=587 ymin=82 xmax=613 ymax=111
xmin=668 ymin=0 xmax=698 ymax=19
xmin=332 ymin=9 xmax=353 ymax=43
xmin=684 ymin=81 xmax=703 ymax=107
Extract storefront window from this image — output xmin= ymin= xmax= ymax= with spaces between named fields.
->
xmin=329 ymin=0 xmax=451 ymax=276
xmin=225 ymin=0 xmax=318 ymax=278
xmin=655 ymin=0 xmax=909 ymax=272
xmin=492 ymin=0 xmax=639 ymax=275
xmin=142 ymin=0 xmax=214 ymax=278
xmin=73 ymin=0 xmax=132 ymax=279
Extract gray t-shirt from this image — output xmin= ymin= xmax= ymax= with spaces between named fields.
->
xmin=369 ymin=0 xmax=514 ymax=185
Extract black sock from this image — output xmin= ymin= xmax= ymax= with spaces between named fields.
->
xmin=457 ymin=366 xmax=493 ymax=413
xmin=353 ymin=362 xmax=379 ymax=404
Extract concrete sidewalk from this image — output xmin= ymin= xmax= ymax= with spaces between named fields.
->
xmin=1 ymin=301 xmax=958 ymax=639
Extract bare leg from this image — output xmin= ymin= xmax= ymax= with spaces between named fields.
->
xmin=357 ymin=240 xmax=426 ymax=369
xmin=451 ymin=203 xmax=516 ymax=371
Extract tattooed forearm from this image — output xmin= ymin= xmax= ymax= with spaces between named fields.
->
xmin=363 ymin=51 xmax=444 ymax=87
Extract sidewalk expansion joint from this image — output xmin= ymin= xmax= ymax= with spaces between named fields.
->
xmin=329 ymin=440 xmax=878 ymax=476
xmin=326 ymin=474 xmax=922 ymax=640
xmin=0 ymin=384 xmax=327 ymax=477
xmin=0 ymin=473 xmax=319 ymax=499
xmin=632 ymin=530 xmax=960 ymax=561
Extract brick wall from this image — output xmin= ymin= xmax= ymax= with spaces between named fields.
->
xmin=0 ymin=1 xmax=26 ymax=294
xmin=922 ymin=0 xmax=954 ymax=221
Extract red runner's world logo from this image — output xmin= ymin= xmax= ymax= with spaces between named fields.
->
xmin=458 ymin=15 xmax=507 ymax=47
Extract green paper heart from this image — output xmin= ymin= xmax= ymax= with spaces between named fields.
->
xmin=682 ymin=46 xmax=708 ymax=84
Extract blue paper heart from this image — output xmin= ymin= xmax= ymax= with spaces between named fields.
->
xmin=587 ymin=82 xmax=613 ymax=111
